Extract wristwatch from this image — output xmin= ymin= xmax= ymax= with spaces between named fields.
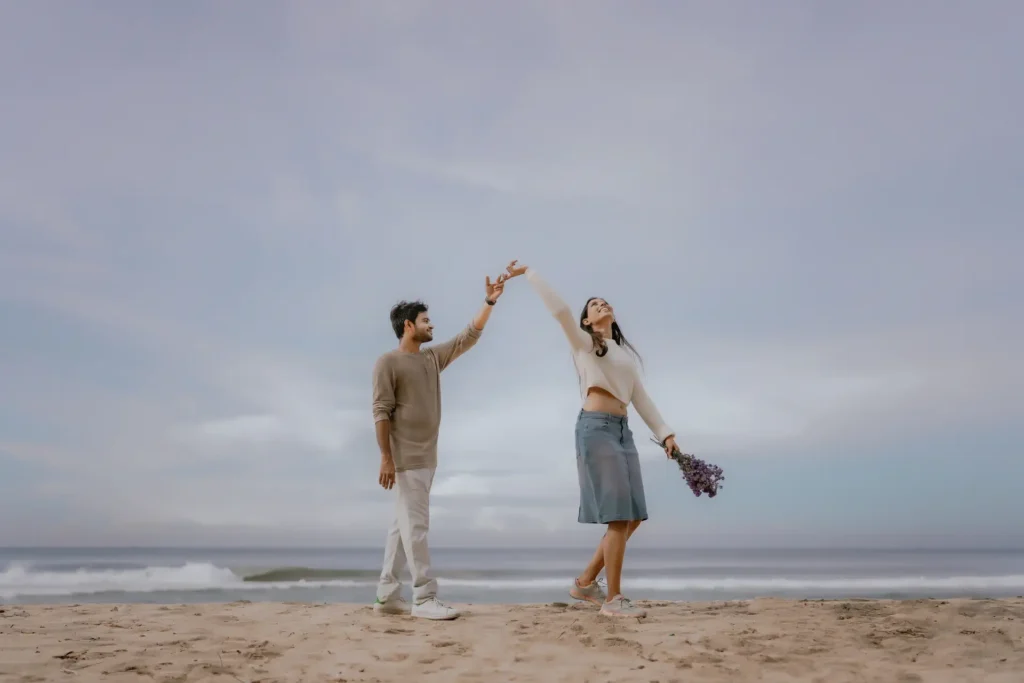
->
xmin=485 ymin=297 xmax=496 ymax=306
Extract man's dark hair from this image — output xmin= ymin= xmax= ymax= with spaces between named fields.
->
xmin=390 ymin=300 xmax=428 ymax=339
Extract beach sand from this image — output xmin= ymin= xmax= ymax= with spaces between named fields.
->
xmin=2 ymin=598 xmax=1022 ymax=682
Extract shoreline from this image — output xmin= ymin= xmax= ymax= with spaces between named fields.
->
xmin=3 ymin=597 xmax=1023 ymax=682
xmin=7 ymin=546 xmax=1024 ymax=608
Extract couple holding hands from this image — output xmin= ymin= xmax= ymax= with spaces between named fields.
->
xmin=371 ymin=260 xmax=680 ymax=620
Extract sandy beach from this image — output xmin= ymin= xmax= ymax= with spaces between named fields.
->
xmin=2 ymin=598 xmax=1022 ymax=682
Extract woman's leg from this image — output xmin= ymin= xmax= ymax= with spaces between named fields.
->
xmin=603 ymin=423 xmax=647 ymax=603
xmin=577 ymin=520 xmax=642 ymax=587
xmin=602 ymin=520 xmax=630 ymax=600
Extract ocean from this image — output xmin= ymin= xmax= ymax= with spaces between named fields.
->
xmin=3 ymin=546 xmax=1024 ymax=605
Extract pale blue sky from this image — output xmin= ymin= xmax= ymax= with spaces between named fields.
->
xmin=1 ymin=1 xmax=1021 ymax=548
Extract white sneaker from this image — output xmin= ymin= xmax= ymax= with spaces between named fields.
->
xmin=373 ymin=596 xmax=411 ymax=615
xmin=569 ymin=577 xmax=607 ymax=605
xmin=600 ymin=595 xmax=647 ymax=619
xmin=411 ymin=597 xmax=459 ymax=620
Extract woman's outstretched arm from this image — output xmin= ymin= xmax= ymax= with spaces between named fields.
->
xmin=631 ymin=376 xmax=674 ymax=444
xmin=504 ymin=261 xmax=592 ymax=352
xmin=525 ymin=268 xmax=593 ymax=352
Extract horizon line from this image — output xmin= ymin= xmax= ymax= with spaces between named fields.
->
xmin=4 ymin=544 xmax=1024 ymax=553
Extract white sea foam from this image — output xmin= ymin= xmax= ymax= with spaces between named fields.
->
xmin=0 ymin=562 xmax=359 ymax=600
xmin=438 ymin=575 xmax=1024 ymax=592
xmin=4 ymin=562 xmax=1024 ymax=600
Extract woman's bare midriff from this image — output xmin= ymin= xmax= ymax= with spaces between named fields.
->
xmin=583 ymin=387 xmax=627 ymax=415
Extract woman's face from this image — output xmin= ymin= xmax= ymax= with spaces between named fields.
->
xmin=584 ymin=297 xmax=614 ymax=327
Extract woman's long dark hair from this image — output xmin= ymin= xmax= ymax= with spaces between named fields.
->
xmin=578 ymin=297 xmax=643 ymax=368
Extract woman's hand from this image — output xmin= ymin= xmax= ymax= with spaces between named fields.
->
xmin=662 ymin=436 xmax=679 ymax=458
xmin=504 ymin=259 xmax=528 ymax=278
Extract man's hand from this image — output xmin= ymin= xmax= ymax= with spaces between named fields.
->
xmin=379 ymin=456 xmax=396 ymax=490
xmin=485 ymin=274 xmax=506 ymax=303
xmin=504 ymin=259 xmax=528 ymax=279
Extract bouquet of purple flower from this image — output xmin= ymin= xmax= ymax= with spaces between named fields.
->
xmin=651 ymin=438 xmax=725 ymax=498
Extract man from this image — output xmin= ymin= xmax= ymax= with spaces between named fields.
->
xmin=371 ymin=273 xmax=507 ymax=620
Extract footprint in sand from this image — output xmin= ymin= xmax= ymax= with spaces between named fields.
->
xmin=243 ymin=639 xmax=282 ymax=661
xmin=431 ymin=640 xmax=470 ymax=655
xmin=602 ymin=636 xmax=643 ymax=656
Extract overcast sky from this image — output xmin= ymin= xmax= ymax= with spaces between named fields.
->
xmin=1 ymin=1 xmax=1021 ymax=548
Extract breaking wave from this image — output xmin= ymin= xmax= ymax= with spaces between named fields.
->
xmin=0 ymin=562 xmax=362 ymax=600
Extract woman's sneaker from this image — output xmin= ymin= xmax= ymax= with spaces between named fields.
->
xmin=412 ymin=597 xmax=460 ymax=620
xmin=569 ymin=577 xmax=607 ymax=605
xmin=600 ymin=595 xmax=647 ymax=618
xmin=372 ymin=596 xmax=411 ymax=615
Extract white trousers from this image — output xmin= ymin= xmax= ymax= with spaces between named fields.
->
xmin=376 ymin=466 xmax=437 ymax=603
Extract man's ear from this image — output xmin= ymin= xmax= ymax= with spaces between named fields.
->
xmin=404 ymin=319 xmax=415 ymax=334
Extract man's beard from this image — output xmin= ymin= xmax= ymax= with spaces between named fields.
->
xmin=415 ymin=330 xmax=433 ymax=343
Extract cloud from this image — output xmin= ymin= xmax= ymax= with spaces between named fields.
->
xmin=431 ymin=474 xmax=494 ymax=499
xmin=182 ymin=409 xmax=362 ymax=454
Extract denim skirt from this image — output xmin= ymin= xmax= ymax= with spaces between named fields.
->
xmin=575 ymin=410 xmax=649 ymax=524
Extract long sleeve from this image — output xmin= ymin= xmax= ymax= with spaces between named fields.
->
xmin=630 ymin=375 xmax=674 ymax=443
xmin=428 ymin=323 xmax=482 ymax=372
xmin=371 ymin=356 xmax=396 ymax=423
xmin=525 ymin=268 xmax=593 ymax=352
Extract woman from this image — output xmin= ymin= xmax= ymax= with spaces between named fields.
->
xmin=503 ymin=260 xmax=678 ymax=618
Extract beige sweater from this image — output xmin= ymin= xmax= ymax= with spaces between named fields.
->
xmin=526 ymin=268 xmax=674 ymax=443
xmin=371 ymin=324 xmax=482 ymax=471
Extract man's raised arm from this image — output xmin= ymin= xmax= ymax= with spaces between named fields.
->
xmin=431 ymin=274 xmax=507 ymax=371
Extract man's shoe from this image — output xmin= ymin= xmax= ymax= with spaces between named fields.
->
xmin=373 ymin=596 xmax=411 ymax=615
xmin=411 ymin=597 xmax=459 ymax=620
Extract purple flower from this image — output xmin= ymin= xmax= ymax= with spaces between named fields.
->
xmin=651 ymin=438 xmax=725 ymax=498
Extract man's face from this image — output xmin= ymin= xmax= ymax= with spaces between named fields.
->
xmin=409 ymin=311 xmax=433 ymax=342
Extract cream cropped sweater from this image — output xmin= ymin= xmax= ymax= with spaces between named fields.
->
xmin=525 ymin=268 xmax=674 ymax=443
